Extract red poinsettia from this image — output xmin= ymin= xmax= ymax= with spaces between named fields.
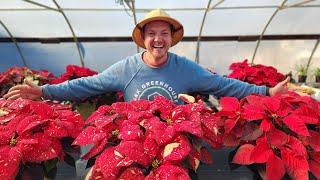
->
xmin=218 ymin=92 xmax=320 ymax=179
xmin=50 ymin=65 xmax=97 ymax=84
xmin=0 ymin=98 xmax=84 ymax=179
xmin=228 ymin=59 xmax=285 ymax=87
xmin=0 ymin=67 xmax=55 ymax=97
xmin=73 ymin=95 xmax=219 ymax=179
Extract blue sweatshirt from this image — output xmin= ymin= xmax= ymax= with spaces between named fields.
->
xmin=42 ymin=52 xmax=267 ymax=103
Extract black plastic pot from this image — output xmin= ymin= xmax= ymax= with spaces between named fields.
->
xmin=298 ymin=75 xmax=307 ymax=83
xmin=316 ymin=76 xmax=320 ymax=83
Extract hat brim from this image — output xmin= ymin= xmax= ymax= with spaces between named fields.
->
xmin=132 ymin=16 xmax=184 ymax=49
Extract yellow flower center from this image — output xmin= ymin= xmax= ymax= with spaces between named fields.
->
xmin=111 ymin=129 xmax=120 ymax=137
xmin=152 ymin=159 xmax=161 ymax=168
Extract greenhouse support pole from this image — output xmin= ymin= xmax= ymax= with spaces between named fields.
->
xmin=306 ymin=39 xmax=319 ymax=71
xmin=251 ymin=0 xmax=288 ymax=64
xmin=52 ymin=0 xmax=85 ymax=67
xmin=124 ymin=0 xmax=139 ymax=53
xmin=280 ymin=0 xmax=315 ymax=9
xmin=195 ymin=0 xmax=224 ymax=64
xmin=0 ymin=20 xmax=28 ymax=67
xmin=23 ymin=0 xmax=59 ymax=11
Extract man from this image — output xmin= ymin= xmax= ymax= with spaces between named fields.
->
xmin=4 ymin=9 xmax=288 ymax=103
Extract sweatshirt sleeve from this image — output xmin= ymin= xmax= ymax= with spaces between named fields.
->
xmin=42 ymin=61 xmax=125 ymax=102
xmin=186 ymin=61 xmax=267 ymax=99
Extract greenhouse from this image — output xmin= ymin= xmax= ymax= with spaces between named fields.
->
xmin=0 ymin=0 xmax=320 ymax=179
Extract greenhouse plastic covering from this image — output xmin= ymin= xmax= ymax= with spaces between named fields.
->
xmin=0 ymin=0 xmax=319 ymax=82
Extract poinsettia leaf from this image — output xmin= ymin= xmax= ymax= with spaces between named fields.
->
xmin=267 ymin=126 xmax=289 ymax=147
xmin=93 ymin=147 xmax=122 ymax=179
xmin=119 ymin=124 xmax=143 ymax=141
xmin=173 ymin=119 xmax=202 ymax=137
xmin=281 ymin=148 xmax=309 ymax=180
xmin=282 ymin=114 xmax=310 ymax=136
xmin=266 ymin=155 xmax=285 ymax=180
xmin=224 ymin=118 xmax=239 ymax=134
xmin=188 ymin=155 xmax=200 ymax=171
xmin=220 ymin=97 xmax=240 ymax=111
xmin=251 ymin=137 xmax=273 ymax=163
xmin=116 ymin=141 xmax=150 ymax=167
xmin=30 ymin=101 xmax=54 ymax=119
xmin=310 ymin=152 xmax=320 ymax=164
xmin=223 ymin=133 xmax=240 ymax=147
xmin=0 ymin=113 xmax=15 ymax=125
xmin=263 ymin=97 xmax=281 ymax=113
xmin=309 ymin=130 xmax=320 ymax=152
xmin=86 ymin=105 xmax=113 ymax=124
xmin=143 ymin=134 xmax=159 ymax=159
xmin=94 ymin=114 xmax=118 ymax=128
xmin=0 ymin=147 xmax=21 ymax=180
xmin=178 ymin=93 xmax=195 ymax=104
xmin=242 ymin=104 xmax=264 ymax=121
xmin=82 ymin=138 xmax=108 ymax=160
xmin=145 ymin=163 xmax=190 ymax=180
xmin=72 ymin=126 xmax=106 ymax=145
xmin=44 ymin=121 xmax=68 ymax=138
xmin=22 ymin=118 xmax=49 ymax=134
xmin=200 ymin=147 xmax=213 ymax=164
xmin=294 ymin=106 xmax=319 ymax=124
xmin=260 ymin=118 xmax=271 ymax=132
xmin=287 ymin=136 xmax=307 ymax=157
xmin=118 ymin=167 xmax=145 ymax=180
xmin=241 ymin=123 xmax=263 ymax=141
xmin=232 ymin=144 xmax=255 ymax=165
xmin=162 ymin=135 xmax=191 ymax=162
xmin=309 ymin=160 xmax=320 ymax=179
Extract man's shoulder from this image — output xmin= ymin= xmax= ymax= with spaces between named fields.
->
xmin=113 ymin=53 xmax=142 ymax=67
xmin=169 ymin=52 xmax=199 ymax=67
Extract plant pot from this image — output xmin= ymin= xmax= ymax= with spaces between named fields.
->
xmin=298 ymin=75 xmax=307 ymax=83
xmin=316 ymin=76 xmax=320 ymax=83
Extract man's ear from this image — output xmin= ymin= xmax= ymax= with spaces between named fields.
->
xmin=140 ymin=30 xmax=145 ymax=40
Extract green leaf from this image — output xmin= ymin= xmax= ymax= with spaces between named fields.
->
xmin=64 ymin=153 xmax=76 ymax=167
xmin=43 ymin=158 xmax=58 ymax=173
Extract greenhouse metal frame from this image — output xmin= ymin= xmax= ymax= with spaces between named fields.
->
xmin=0 ymin=0 xmax=320 ymax=77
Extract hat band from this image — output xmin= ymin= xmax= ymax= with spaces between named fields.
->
xmin=137 ymin=25 xmax=182 ymax=33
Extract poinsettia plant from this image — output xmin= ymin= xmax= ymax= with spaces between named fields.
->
xmin=228 ymin=59 xmax=285 ymax=87
xmin=0 ymin=98 xmax=85 ymax=179
xmin=215 ymin=92 xmax=320 ymax=179
xmin=72 ymin=95 xmax=224 ymax=179
xmin=0 ymin=67 xmax=55 ymax=97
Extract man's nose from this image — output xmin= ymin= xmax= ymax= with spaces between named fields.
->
xmin=154 ymin=34 xmax=161 ymax=41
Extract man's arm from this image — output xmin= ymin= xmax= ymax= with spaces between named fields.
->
xmin=186 ymin=60 xmax=288 ymax=99
xmin=4 ymin=61 xmax=125 ymax=101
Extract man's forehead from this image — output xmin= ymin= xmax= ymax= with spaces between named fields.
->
xmin=144 ymin=21 xmax=171 ymax=30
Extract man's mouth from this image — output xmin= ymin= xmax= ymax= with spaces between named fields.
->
xmin=153 ymin=44 xmax=164 ymax=49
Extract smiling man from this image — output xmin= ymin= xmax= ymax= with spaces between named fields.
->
xmin=4 ymin=9 xmax=289 ymax=103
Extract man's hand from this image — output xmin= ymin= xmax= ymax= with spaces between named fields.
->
xmin=3 ymin=79 xmax=43 ymax=100
xmin=269 ymin=77 xmax=290 ymax=96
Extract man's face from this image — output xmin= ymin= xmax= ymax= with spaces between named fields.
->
xmin=143 ymin=21 xmax=172 ymax=60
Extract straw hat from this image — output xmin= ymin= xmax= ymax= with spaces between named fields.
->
xmin=132 ymin=9 xmax=184 ymax=49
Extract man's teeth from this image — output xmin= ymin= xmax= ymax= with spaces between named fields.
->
xmin=153 ymin=45 xmax=164 ymax=48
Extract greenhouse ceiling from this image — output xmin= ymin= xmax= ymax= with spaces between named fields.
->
xmin=0 ymin=0 xmax=320 ymax=77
